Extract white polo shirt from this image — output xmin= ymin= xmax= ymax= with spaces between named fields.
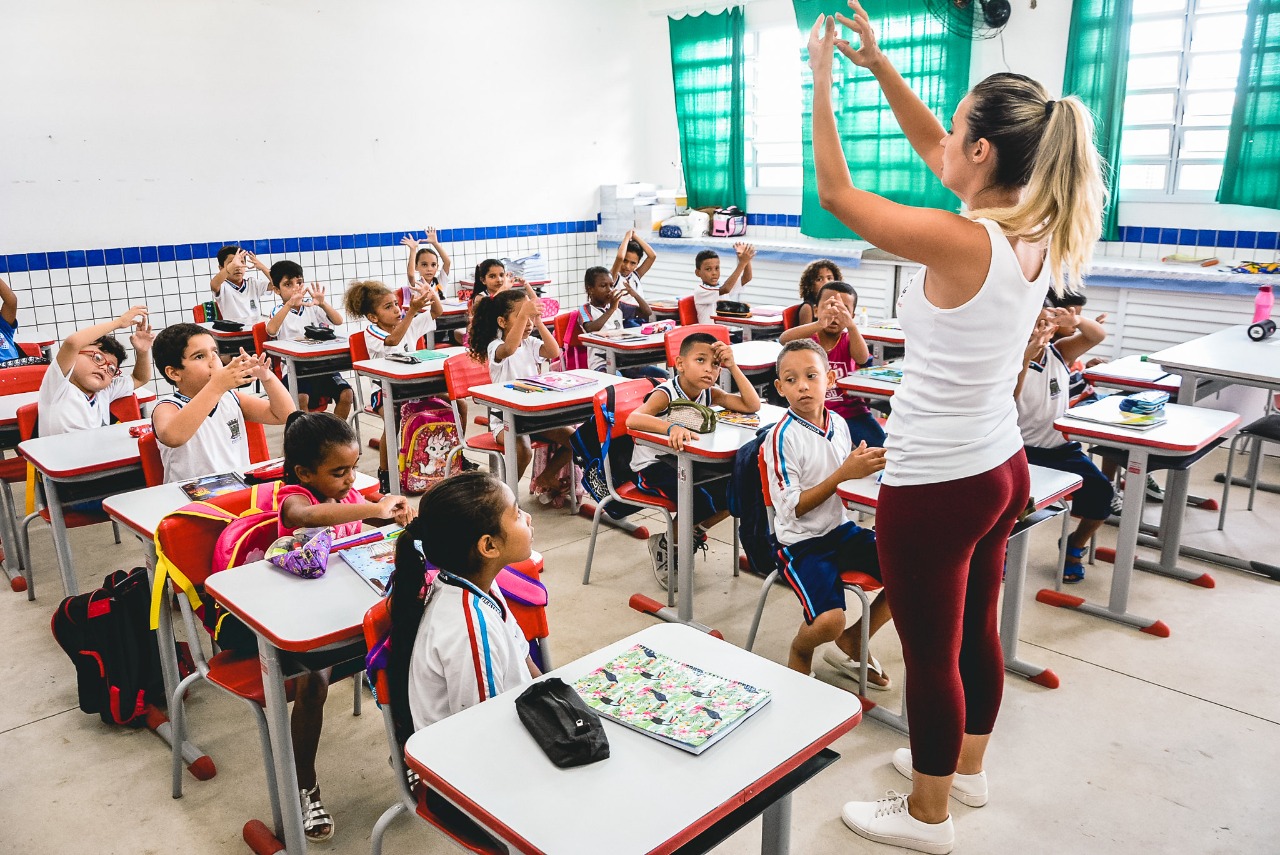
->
xmin=486 ymin=337 xmax=545 ymax=434
xmin=37 ymin=361 xmax=135 ymax=436
xmin=214 ymin=271 xmax=270 ymax=325
xmin=152 ymin=390 xmax=251 ymax=483
xmin=762 ymin=408 xmax=853 ymax=546
xmin=271 ymin=303 xmax=329 ymax=342
xmin=408 ymin=573 xmax=531 ymax=731
xmin=693 ymin=280 xmax=741 ymax=325
xmin=365 ymin=311 xmax=436 ymax=359
xmin=1016 ymin=344 xmax=1071 ymax=449
xmin=616 ymin=270 xmax=646 ymax=301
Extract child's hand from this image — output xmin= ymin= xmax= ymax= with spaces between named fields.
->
xmin=1094 ymin=312 xmax=1108 ymax=325
xmin=832 ymin=301 xmax=856 ymax=330
xmin=130 ymin=316 xmax=155 ymax=353
xmin=734 ymin=242 xmax=756 ymax=262
xmin=667 ymin=424 xmax=697 ymax=451
xmin=1046 ymin=307 xmax=1079 ymax=334
xmin=400 ymin=234 xmax=420 ymax=252
xmin=243 ymin=349 xmax=275 ymax=381
xmin=392 ymin=501 xmax=416 ymax=528
xmin=711 ymin=340 xmax=735 ymax=370
xmin=309 ymin=282 xmax=328 ymax=306
xmin=245 ymin=251 xmax=262 ymax=270
xmin=214 ymin=351 xmax=256 ymax=392
xmin=424 ymin=227 xmax=438 ymax=244
xmin=285 ymin=290 xmax=306 ymax=310
xmin=1025 ymin=311 xmax=1057 ymax=360
xmin=608 ymin=288 xmax=624 ymax=309
xmin=116 ymin=305 xmax=148 ymax=331
xmin=408 ymin=283 xmax=432 ymax=312
xmin=375 ymin=494 xmax=412 ymax=521
xmin=838 ymin=441 xmax=887 ymax=480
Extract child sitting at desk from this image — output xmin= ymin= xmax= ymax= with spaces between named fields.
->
xmin=779 ymin=281 xmax=883 ymax=448
xmin=151 ymin=324 xmax=294 ymax=483
xmin=762 ymin=340 xmax=891 ymax=680
xmin=37 ymin=305 xmax=154 ymax=436
xmin=399 ymin=227 xmax=453 ymax=306
xmin=692 ymin=243 xmax=755 ymax=325
xmin=388 ymin=471 xmax=540 ymax=735
xmin=610 ymin=228 xmax=658 ymax=306
xmin=266 ymin=260 xmax=353 ymax=421
xmin=1015 ymin=307 xmax=1111 ymax=583
xmin=276 ymin=412 xmax=415 ymax=842
xmin=626 ymin=332 xmax=761 ymax=590
xmin=796 ymin=259 xmax=842 ymax=326
xmin=578 ymin=266 xmax=666 ymax=380
xmin=0 ymin=276 xmax=24 ymax=361
xmin=210 ymin=246 xmax=272 ymax=326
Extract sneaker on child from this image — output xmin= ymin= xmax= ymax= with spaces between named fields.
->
xmin=648 ymin=533 xmax=674 ymax=591
xmin=841 ymin=791 xmax=954 ymax=855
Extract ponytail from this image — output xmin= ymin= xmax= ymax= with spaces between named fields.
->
xmin=343 ymin=279 xmax=391 ymax=320
xmin=964 ymin=74 xmax=1106 ymax=297
xmin=466 ymin=288 xmax=527 ymax=362
xmin=387 ymin=529 xmax=429 ymax=747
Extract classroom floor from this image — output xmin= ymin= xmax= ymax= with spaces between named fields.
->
xmin=2 ymin=415 xmax=1278 ymax=854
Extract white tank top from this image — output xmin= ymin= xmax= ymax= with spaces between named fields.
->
xmin=882 ymin=218 xmax=1050 ymax=486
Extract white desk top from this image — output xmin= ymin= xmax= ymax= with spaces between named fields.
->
xmin=16 ymin=334 xmax=56 ymax=347
xmin=731 ymin=340 xmax=782 ymax=371
xmin=1055 ymin=398 xmax=1241 ymax=454
xmin=631 ymin=403 xmax=786 ymax=460
xmin=198 ymin=322 xmax=256 ymax=340
xmin=839 ymin=464 xmax=1082 ymax=513
xmin=860 ymin=320 xmax=905 ymax=345
xmin=352 ymin=347 xmax=464 ymax=381
xmin=262 ymin=336 xmax=352 ymax=358
xmin=1083 ymin=355 xmax=1182 ymax=393
xmin=438 ymin=300 xmax=468 ymax=316
xmin=714 ymin=312 xmax=785 ymax=328
xmin=19 ymin=419 xmax=146 ymax=479
xmin=470 ymin=369 xmax=627 ymax=412
xmin=836 ymin=362 xmax=902 ymax=400
xmin=577 ymin=331 xmax=666 ymax=352
xmin=403 ymin=623 xmax=861 ymax=855
xmin=0 ymin=387 xmax=157 ymax=426
xmin=1150 ymin=324 xmax=1280 ymax=386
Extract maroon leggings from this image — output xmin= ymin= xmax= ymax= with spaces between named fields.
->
xmin=876 ymin=450 xmax=1030 ymax=777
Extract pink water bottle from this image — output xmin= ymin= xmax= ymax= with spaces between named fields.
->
xmin=1254 ymin=285 xmax=1274 ymax=323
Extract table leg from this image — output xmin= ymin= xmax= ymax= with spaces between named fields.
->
xmin=258 ymin=637 xmax=306 ymax=853
xmin=677 ymin=452 xmax=695 ymax=624
xmin=1130 ymin=469 xmax=1215 ymax=587
xmin=0 ymin=481 xmax=23 ymax=588
xmin=381 ymin=383 xmax=401 ymax=496
xmin=1001 ymin=522 xmax=1059 ymax=687
xmin=502 ymin=411 xmax=520 ymax=498
xmin=760 ymin=792 xmax=792 ymax=855
xmin=872 ymin=342 xmax=885 ymax=365
xmin=606 ymin=350 xmax=617 ymax=376
xmin=42 ymin=479 xmax=78 ymax=598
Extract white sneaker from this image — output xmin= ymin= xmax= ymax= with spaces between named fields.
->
xmin=841 ymin=791 xmax=954 ymax=854
xmin=648 ymin=533 xmax=674 ymax=591
xmin=892 ymin=747 xmax=988 ymax=807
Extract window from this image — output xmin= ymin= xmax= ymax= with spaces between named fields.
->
xmin=743 ymin=26 xmax=804 ymax=191
xmin=1119 ymin=0 xmax=1249 ymax=200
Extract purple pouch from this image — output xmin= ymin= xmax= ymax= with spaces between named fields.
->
xmin=268 ymin=527 xmax=334 ymax=579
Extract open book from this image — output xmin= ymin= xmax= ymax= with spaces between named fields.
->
xmin=181 ymin=473 xmax=247 ymax=501
xmin=336 ymin=528 xmax=405 ymax=595
xmin=517 ymin=372 xmax=598 ymax=392
xmin=854 ymin=365 xmax=904 ymax=384
xmin=573 ymin=644 xmax=771 ymax=754
xmin=1064 ymin=397 xmax=1167 ymax=431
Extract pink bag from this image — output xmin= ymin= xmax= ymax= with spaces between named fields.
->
xmin=398 ymin=398 xmax=462 ymax=495
xmin=530 ymin=445 xmax=584 ymax=509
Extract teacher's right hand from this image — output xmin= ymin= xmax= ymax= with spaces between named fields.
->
xmin=835 ymin=1 xmax=885 ymax=72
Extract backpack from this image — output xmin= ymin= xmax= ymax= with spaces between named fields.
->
xmin=398 ymin=397 xmax=462 ymax=495
xmin=711 ymin=206 xmax=748 ymax=237
xmin=568 ymin=379 xmax=659 ymax=519
xmin=728 ymin=426 xmax=776 ymax=578
xmin=51 ymin=567 xmax=165 ymax=726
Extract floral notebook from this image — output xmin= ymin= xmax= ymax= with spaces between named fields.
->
xmin=573 ymin=644 xmax=771 ymax=754
xmin=854 ymin=365 xmax=904 ymax=384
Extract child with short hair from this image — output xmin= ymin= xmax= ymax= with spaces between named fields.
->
xmin=468 ymin=289 xmax=576 ymax=501
xmin=276 ymin=411 xmax=415 ymax=841
xmin=779 ymin=281 xmax=883 ymax=448
xmin=692 ymin=243 xmax=755 ymax=325
xmin=1015 ymin=307 xmax=1111 ymax=583
xmin=578 ymin=266 xmax=665 ymax=379
xmin=388 ymin=471 xmax=540 ymax=736
xmin=151 ymin=324 xmax=295 ymax=482
xmin=763 ymin=339 xmax=890 ymax=679
xmin=627 ymin=332 xmax=761 ymax=588
xmin=610 ymin=228 xmax=658 ymax=306
xmin=37 ymin=305 xmax=154 ymax=436
xmin=399 ymin=228 xmax=453 ymax=308
xmin=266 ymin=260 xmax=353 ymax=419
xmin=796 ymin=259 xmax=842 ymax=326
xmin=0 ymin=276 xmax=23 ymax=361
xmin=210 ymin=246 xmax=272 ymax=325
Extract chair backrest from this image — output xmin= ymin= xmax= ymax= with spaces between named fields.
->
xmin=757 ymin=448 xmax=773 ymax=509
xmin=349 ymin=329 xmax=372 ymax=363
xmin=109 ymin=395 xmax=142 ymax=424
xmin=443 ymin=352 xmax=491 ymax=402
xmin=16 ymin=342 xmax=43 ymax=358
xmin=246 ymin=420 xmax=268 ymax=463
xmin=782 ymin=304 xmax=803 ymax=330
xmin=154 ymin=487 xmax=263 ymax=589
xmin=593 ymin=378 xmax=659 ymax=444
xmin=362 ymin=598 xmax=394 ymax=705
xmin=664 ymin=324 xmax=731 ymax=367
xmin=139 ymin=430 xmax=164 ymax=487
xmin=0 ymin=365 xmax=48 ymax=396
xmin=192 ymin=305 xmax=207 ymax=323
xmin=17 ymin=402 xmax=37 ymax=443
xmin=677 ymin=295 xmax=698 ymax=326
xmin=251 ymin=322 xmax=284 ymax=380
xmin=553 ymin=310 xmax=588 ymax=371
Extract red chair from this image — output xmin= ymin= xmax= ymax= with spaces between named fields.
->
xmin=16 ymin=342 xmax=44 ymax=358
xmin=553 ymin=310 xmax=588 ymax=370
xmin=139 ymin=421 xmax=269 ymax=487
xmin=677 ymin=294 xmax=698 ymax=326
xmin=109 ymin=395 xmax=142 ymax=424
xmin=782 ymin=304 xmax=803 ymax=330
xmin=442 ymin=354 xmax=507 ymax=479
xmin=0 ymin=366 xmax=49 ymax=592
xmin=664 ymin=324 xmax=730 ymax=368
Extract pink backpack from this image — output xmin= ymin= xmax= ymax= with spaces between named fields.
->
xmin=398 ymin=397 xmax=462 ymax=494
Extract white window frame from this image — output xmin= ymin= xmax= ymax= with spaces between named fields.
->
xmin=743 ymin=26 xmax=804 ymax=194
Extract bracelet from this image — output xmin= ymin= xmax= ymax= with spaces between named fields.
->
xmin=665 ymin=423 xmax=676 ymax=435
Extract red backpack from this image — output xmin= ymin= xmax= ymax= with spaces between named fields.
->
xmin=397 ymin=397 xmax=462 ymax=494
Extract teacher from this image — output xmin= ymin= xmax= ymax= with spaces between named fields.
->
xmin=807 ymin=4 xmax=1105 ymax=854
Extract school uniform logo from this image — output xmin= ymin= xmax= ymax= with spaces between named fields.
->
xmin=228 ymin=419 xmax=242 ymax=442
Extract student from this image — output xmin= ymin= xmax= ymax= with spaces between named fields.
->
xmin=151 ymin=324 xmax=295 ymax=482
xmin=779 ymin=281 xmax=883 ymax=448
xmin=692 ymin=243 xmax=755 ymax=325
xmin=467 ymin=289 xmax=575 ymax=501
xmin=797 ymin=259 xmax=843 ymax=326
xmin=387 ymin=471 xmax=540 ymax=737
xmin=1015 ymin=307 xmax=1110 ymax=583
xmin=610 ymin=228 xmax=658 ymax=306
xmin=276 ymin=411 xmax=414 ymax=842
xmin=210 ymin=246 xmax=272 ymax=325
xmin=399 ymin=228 xmax=453 ymax=307
xmin=763 ymin=340 xmax=891 ymax=681
xmin=0 ymin=276 xmax=23 ymax=361
xmin=344 ymin=279 xmax=440 ymax=492
xmin=578 ymin=266 xmax=665 ymax=379
xmin=37 ymin=305 xmax=154 ymax=436
xmin=266 ymin=260 xmax=354 ymax=420
xmin=626 ymin=332 xmax=761 ymax=588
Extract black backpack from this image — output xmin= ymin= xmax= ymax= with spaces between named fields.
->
xmin=569 ymin=379 xmax=659 ymax=519
xmin=728 ymin=426 xmax=777 ymax=578
xmin=51 ymin=567 xmax=166 ymax=726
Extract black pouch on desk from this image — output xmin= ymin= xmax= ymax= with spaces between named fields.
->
xmin=716 ymin=299 xmax=751 ymax=318
xmin=211 ymin=320 xmax=244 ymax=332
xmin=515 ymin=678 xmax=610 ymax=768
xmin=303 ymin=325 xmax=336 ymax=341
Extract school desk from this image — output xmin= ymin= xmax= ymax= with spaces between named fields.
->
xmin=649 ymin=300 xmax=680 ymax=320
xmin=838 ymin=465 xmax=1082 ymax=694
xmin=1042 ymin=399 xmax=1240 ymax=634
xmin=17 ymin=419 xmax=148 ymax=597
xmin=861 ymin=319 xmax=906 ymax=364
xmin=199 ymin=321 xmax=257 ymax=356
xmin=262 ymin=332 xmax=357 ymax=404
xmin=404 ymin=622 xmax=861 ymax=855
xmin=468 ymin=369 xmax=627 ymax=500
xmin=577 ymin=330 xmax=667 ymax=375
xmin=629 ymin=404 xmax=787 ymax=629
xmin=1083 ymin=355 xmax=1182 ymax=396
xmin=834 ymin=361 xmax=903 ymax=404
xmin=353 ymin=347 xmax=465 ymax=496
xmin=713 ymin=310 xmax=785 ymax=342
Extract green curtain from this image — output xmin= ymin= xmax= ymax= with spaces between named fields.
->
xmin=1218 ymin=0 xmax=1280 ymax=210
xmin=669 ymin=9 xmax=747 ymax=211
xmin=792 ymin=0 xmax=970 ymax=240
xmin=1062 ymin=0 xmax=1132 ymax=241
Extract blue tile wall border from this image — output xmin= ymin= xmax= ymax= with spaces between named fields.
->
xmin=1102 ymin=225 xmax=1280 ymax=255
xmin=0 ymin=220 xmax=600 ymax=275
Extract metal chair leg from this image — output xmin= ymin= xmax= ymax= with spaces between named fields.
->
xmin=582 ymin=502 xmax=605 ymax=585
xmin=1219 ymin=432 xmax=1244 ymax=530
xmin=353 ymin=673 xmax=362 ymax=716
xmin=744 ymin=570 xmax=780 ymax=651
xmin=1247 ymin=434 xmax=1263 ymax=511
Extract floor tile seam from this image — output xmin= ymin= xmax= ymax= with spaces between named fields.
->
xmin=0 ymin=707 xmax=77 ymax=737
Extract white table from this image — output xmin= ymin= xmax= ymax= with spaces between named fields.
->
xmin=404 ymin=623 xmax=861 ymax=855
xmin=469 ymin=369 xmax=628 ymax=500
xmin=578 ymin=330 xmax=667 ymax=376
xmin=262 ymin=333 xmax=356 ymax=404
xmin=1083 ymin=355 xmax=1182 ymax=396
xmin=835 ymin=360 xmax=903 ymax=403
xmin=199 ymin=321 xmax=257 ymax=356
xmin=861 ymin=320 xmax=906 ymax=364
xmin=353 ymin=348 xmax=464 ymax=496
xmin=629 ymin=404 xmax=787 ymax=628
xmin=839 ymin=465 xmax=1082 ymax=692
xmin=1043 ymin=399 xmax=1240 ymax=634
xmin=713 ymin=312 xmax=785 ymax=342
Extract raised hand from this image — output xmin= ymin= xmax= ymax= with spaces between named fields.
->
xmin=807 ymin=12 xmax=837 ymax=75
xmin=309 ymin=282 xmax=327 ymax=306
xmin=243 ymin=349 xmax=276 ymax=381
xmin=116 ymin=305 xmax=149 ymax=330
xmin=834 ymin=0 xmax=885 ymax=71
xmin=424 ymin=227 xmax=438 ymax=244
xmin=400 ymin=234 xmax=420 ymax=252
xmin=408 ymin=283 xmax=432 ymax=312
xmin=129 ymin=316 xmax=155 ymax=352
xmin=711 ymin=340 xmax=736 ymax=370
xmin=215 ymin=350 xmax=257 ymax=392
xmin=734 ymin=242 xmax=756 ymax=262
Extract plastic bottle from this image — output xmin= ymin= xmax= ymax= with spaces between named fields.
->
xmin=1254 ymin=285 xmax=1274 ymax=324
xmin=856 ymin=307 xmax=869 ymax=328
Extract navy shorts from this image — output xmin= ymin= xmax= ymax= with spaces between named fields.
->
xmin=294 ymin=372 xmax=352 ymax=402
xmin=778 ymin=521 xmax=880 ymax=625
xmin=1024 ymin=442 xmax=1114 ymax=521
xmin=633 ymin=461 xmax=727 ymax=525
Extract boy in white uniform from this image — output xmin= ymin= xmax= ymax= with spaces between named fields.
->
xmin=692 ymin=242 xmax=755 ymax=325
xmin=266 ymin=260 xmax=353 ymax=420
xmin=763 ymin=339 xmax=891 ymax=680
xmin=210 ymin=246 xmax=272 ymax=325
xmin=578 ymin=266 xmax=666 ymax=379
xmin=37 ymin=305 xmax=154 ymax=436
xmin=609 ymin=228 xmax=658 ymax=310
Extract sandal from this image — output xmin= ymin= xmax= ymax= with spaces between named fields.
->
xmin=1062 ymin=542 xmax=1086 ymax=584
xmin=299 ymin=784 xmax=334 ymax=842
xmin=823 ymin=648 xmax=892 ymax=691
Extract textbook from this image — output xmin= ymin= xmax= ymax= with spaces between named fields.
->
xmin=180 ymin=473 xmax=247 ymax=501
xmin=338 ymin=528 xmax=405 ymax=595
xmin=1064 ymin=397 xmax=1167 ymax=431
xmin=517 ymin=372 xmax=598 ymax=392
xmin=715 ymin=411 xmax=761 ymax=428
xmin=854 ymin=365 xmax=905 ymax=384
xmin=573 ymin=644 xmax=771 ymax=754
xmin=410 ymin=348 xmax=450 ymax=362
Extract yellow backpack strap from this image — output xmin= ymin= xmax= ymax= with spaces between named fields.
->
xmin=148 ymin=502 xmax=237 ymax=630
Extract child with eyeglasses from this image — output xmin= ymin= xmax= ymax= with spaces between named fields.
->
xmin=37 ymin=305 xmax=155 ymax=436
